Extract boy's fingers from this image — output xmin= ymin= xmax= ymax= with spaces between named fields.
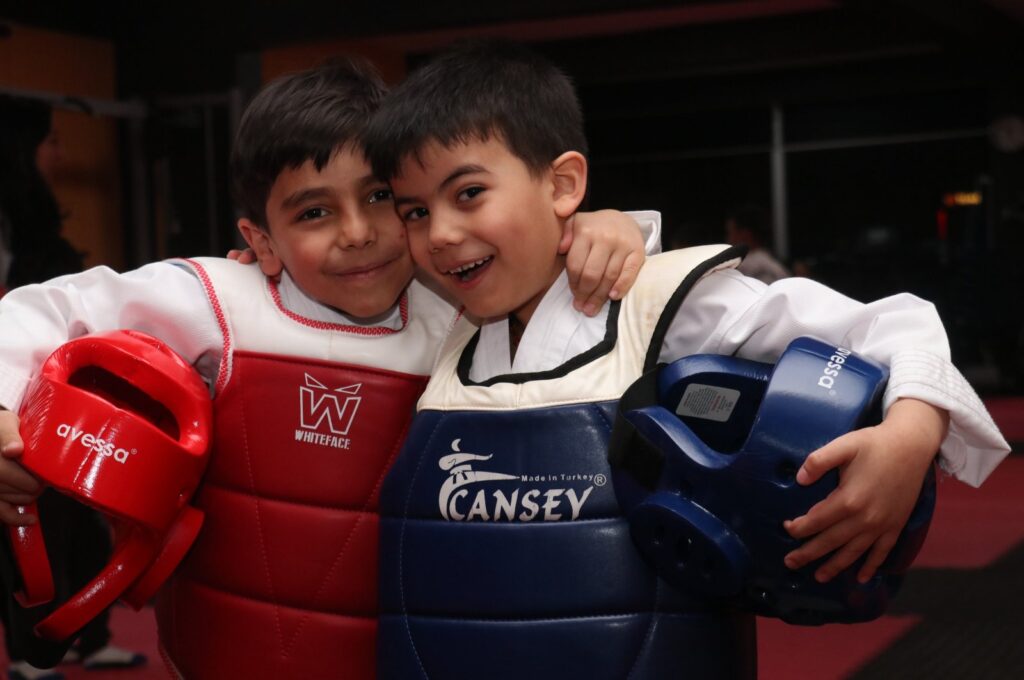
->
xmin=0 ymin=501 xmax=36 ymax=526
xmin=582 ymin=242 xmax=614 ymax=295
xmin=565 ymin=240 xmax=591 ymax=295
xmin=0 ymin=443 xmax=23 ymax=458
xmin=608 ymin=251 xmax=643 ymax=301
xmin=0 ymin=411 xmax=24 ymax=458
xmin=796 ymin=435 xmax=858 ymax=485
xmin=0 ymin=493 xmax=38 ymax=506
xmin=578 ymin=249 xmax=627 ymax=315
xmin=811 ymin=533 xmax=875 ymax=582
xmin=784 ymin=487 xmax=855 ymax=539
xmin=0 ymin=464 xmax=42 ymax=497
xmin=227 ymin=248 xmax=258 ymax=264
xmin=784 ymin=518 xmax=857 ymax=569
xmin=558 ymin=214 xmax=576 ymax=255
xmin=571 ymin=244 xmax=612 ymax=309
xmin=0 ymin=481 xmax=40 ymax=504
xmin=1 ymin=441 xmax=23 ymax=458
xmin=856 ymin=533 xmax=898 ymax=583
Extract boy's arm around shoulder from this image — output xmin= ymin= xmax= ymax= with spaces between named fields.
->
xmin=561 ymin=209 xmax=661 ymax=316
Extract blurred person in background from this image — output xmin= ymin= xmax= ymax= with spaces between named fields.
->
xmin=0 ymin=94 xmax=146 ymax=680
xmin=724 ymin=204 xmax=791 ymax=284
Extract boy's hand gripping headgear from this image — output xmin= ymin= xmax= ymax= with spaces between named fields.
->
xmin=6 ymin=330 xmax=212 ymax=640
xmin=608 ymin=337 xmax=936 ymax=625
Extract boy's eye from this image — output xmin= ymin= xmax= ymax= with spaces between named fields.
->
xmin=298 ymin=207 xmax=330 ymax=221
xmin=368 ymin=187 xmax=393 ymax=204
xmin=402 ymin=207 xmax=429 ymax=222
xmin=457 ymin=186 xmax=484 ymax=202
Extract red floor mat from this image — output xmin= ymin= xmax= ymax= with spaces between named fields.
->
xmin=983 ymin=397 xmax=1024 ymax=444
xmin=758 ymin=454 xmax=1024 ymax=679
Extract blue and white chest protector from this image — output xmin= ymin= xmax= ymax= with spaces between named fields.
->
xmin=378 ymin=245 xmax=753 ymax=680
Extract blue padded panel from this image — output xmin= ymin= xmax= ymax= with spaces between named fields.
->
xmin=379 ymin=610 xmax=754 ymax=680
xmin=379 ymin=400 xmax=754 ymax=678
xmin=379 ymin=518 xmax=655 ymax=616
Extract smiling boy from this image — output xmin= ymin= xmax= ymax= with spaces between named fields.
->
xmin=401 ymin=137 xmax=570 ymax=328
xmin=364 ymin=40 xmax=1009 ymax=679
xmin=244 ymin=147 xmax=414 ymax=318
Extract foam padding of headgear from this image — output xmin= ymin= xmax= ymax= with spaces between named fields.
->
xmin=609 ymin=337 xmax=936 ymax=624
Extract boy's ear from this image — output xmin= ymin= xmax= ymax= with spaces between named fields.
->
xmin=550 ymin=151 xmax=588 ymax=219
xmin=236 ymin=218 xmax=283 ymax=277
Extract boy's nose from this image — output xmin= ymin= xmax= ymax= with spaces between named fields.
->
xmin=427 ymin=209 xmax=464 ymax=252
xmin=338 ymin=213 xmax=376 ymax=249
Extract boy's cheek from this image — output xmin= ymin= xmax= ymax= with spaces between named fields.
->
xmin=407 ymin=235 xmax=436 ymax=272
xmin=412 ymin=259 xmax=446 ymax=285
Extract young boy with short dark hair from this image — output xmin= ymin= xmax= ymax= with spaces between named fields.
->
xmin=0 ymin=58 xmax=656 ymax=679
xmin=364 ymin=39 xmax=1010 ymax=679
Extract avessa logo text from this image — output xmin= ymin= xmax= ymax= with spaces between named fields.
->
xmin=817 ymin=346 xmax=853 ymax=391
xmin=55 ymin=423 xmax=137 ymax=464
xmin=295 ymin=373 xmax=362 ymax=450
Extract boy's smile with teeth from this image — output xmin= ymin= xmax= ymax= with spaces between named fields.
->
xmin=391 ymin=137 xmax=571 ymax=323
xmin=447 ymin=256 xmax=493 ymax=282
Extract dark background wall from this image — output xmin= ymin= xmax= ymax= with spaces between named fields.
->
xmin=2 ymin=0 xmax=1023 ymax=391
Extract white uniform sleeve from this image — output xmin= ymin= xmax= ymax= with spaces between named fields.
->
xmin=0 ymin=261 xmax=223 ymax=412
xmin=625 ymin=210 xmax=662 ymax=256
xmin=660 ymin=269 xmax=1010 ymax=486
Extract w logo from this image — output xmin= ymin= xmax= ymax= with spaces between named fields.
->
xmin=299 ymin=374 xmax=362 ymax=435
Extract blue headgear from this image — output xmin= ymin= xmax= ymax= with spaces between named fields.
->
xmin=609 ymin=337 xmax=936 ymax=625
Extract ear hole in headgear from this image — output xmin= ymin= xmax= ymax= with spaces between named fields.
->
xmin=68 ymin=366 xmax=180 ymax=440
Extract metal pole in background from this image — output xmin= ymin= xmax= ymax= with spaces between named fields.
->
xmin=0 ymin=84 xmax=147 ymax=119
xmin=770 ymin=102 xmax=789 ymax=260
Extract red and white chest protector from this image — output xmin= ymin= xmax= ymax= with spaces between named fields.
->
xmin=155 ymin=259 xmax=455 ymax=680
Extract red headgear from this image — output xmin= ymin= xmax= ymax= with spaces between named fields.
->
xmin=7 ymin=330 xmax=212 ymax=639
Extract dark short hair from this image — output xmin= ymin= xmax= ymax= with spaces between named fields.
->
xmin=364 ymin=39 xmax=587 ymax=181
xmin=230 ymin=57 xmax=387 ymax=228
